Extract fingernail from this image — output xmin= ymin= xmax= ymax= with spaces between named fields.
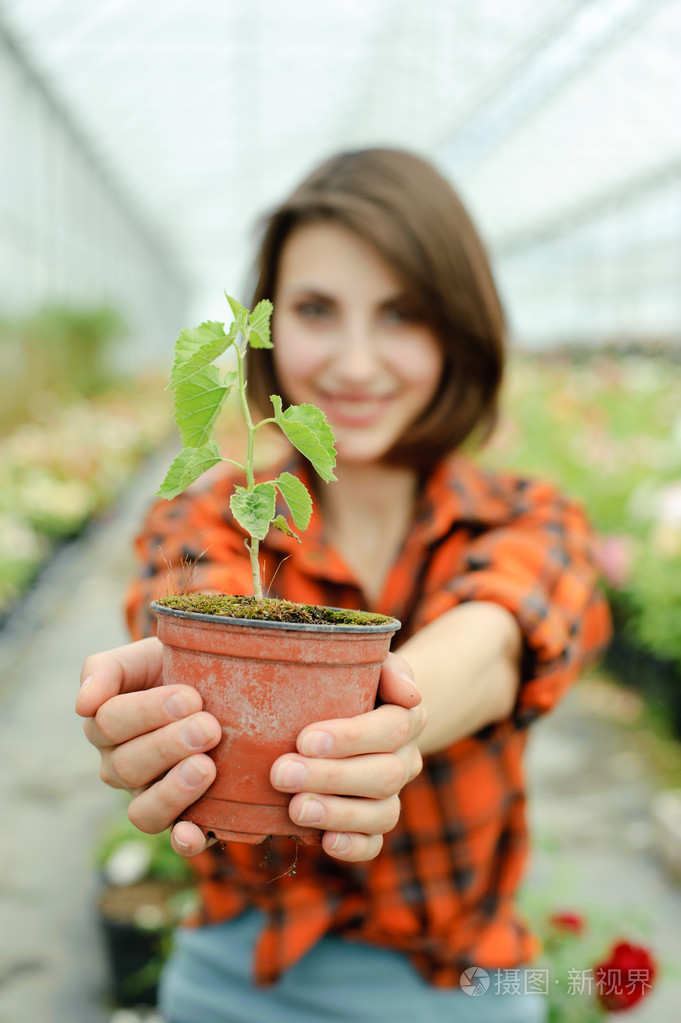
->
xmin=179 ymin=757 xmax=210 ymax=787
xmin=394 ymin=670 xmax=419 ymax=691
xmin=330 ymin=832 xmax=350 ymax=852
xmin=166 ymin=691 xmax=192 ymax=719
xmin=80 ymin=675 xmax=93 ymax=691
xmin=296 ymin=798 xmax=325 ymax=825
xmin=275 ymin=760 xmax=307 ymax=790
xmin=300 ymin=730 xmax=334 ymax=757
xmin=174 ymin=837 xmax=191 ymax=852
xmin=182 ymin=716 xmax=216 ymax=750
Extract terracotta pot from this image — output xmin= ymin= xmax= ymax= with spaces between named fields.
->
xmin=151 ymin=602 xmax=400 ymax=845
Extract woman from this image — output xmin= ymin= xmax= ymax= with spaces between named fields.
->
xmin=77 ymin=149 xmax=611 ymax=1022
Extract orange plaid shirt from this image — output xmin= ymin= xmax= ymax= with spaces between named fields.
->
xmin=126 ymin=453 xmax=611 ymax=986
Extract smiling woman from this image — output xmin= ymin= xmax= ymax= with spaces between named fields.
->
xmin=78 ymin=147 xmax=611 ymax=1023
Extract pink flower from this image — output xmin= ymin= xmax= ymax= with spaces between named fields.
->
xmin=595 ymin=534 xmax=633 ymax=589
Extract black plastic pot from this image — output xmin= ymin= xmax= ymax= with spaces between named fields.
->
xmin=96 ymin=878 xmax=190 ymax=1007
xmin=98 ymin=915 xmax=165 ymax=1006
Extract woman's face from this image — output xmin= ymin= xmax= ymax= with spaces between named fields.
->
xmin=271 ymin=222 xmax=444 ymax=467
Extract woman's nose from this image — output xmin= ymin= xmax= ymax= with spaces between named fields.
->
xmin=336 ymin=322 xmax=380 ymax=381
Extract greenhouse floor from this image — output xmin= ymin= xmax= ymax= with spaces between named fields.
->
xmin=1 ymin=452 xmax=680 ymax=1023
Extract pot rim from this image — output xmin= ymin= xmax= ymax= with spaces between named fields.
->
xmin=150 ymin=600 xmax=400 ymax=634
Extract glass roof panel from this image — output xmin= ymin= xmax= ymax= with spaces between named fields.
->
xmin=2 ymin=0 xmax=679 ymax=320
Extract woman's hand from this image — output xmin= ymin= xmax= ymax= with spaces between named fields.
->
xmin=77 ymin=642 xmax=425 ymax=863
xmin=75 ymin=638 xmax=222 ymax=856
xmin=271 ymin=652 xmax=426 ymax=863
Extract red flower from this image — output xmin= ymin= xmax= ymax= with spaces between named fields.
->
xmin=595 ymin=941 xmax=657 ymax=1012
xmin=548 ymin=911 xmax=585 ymax=936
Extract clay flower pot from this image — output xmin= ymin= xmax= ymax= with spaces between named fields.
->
xmin=151 ymin=601 xmax=400 ymax=845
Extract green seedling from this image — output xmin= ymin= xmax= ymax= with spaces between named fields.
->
xmin=157 ymin=294 xmax=337 ymax=600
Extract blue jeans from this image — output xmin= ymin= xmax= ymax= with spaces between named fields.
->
xmin=160 ymin=909 xmax=548 ymax=1023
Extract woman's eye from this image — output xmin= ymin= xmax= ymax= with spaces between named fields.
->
xmin=383 ymin=306 xmax=419 ymax=325
xmin=296 ymin=301 xmax=332 ymax=320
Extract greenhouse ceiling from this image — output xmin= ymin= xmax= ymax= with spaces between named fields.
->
xmin=2 ymin=0 xmax=681 ymax=319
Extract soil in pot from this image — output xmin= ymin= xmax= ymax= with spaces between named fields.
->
xmin=156 ymin=593 xmax=393 ymax=626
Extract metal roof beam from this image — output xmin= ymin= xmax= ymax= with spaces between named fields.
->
xmin=439 ymin=0 xmax=666 ymax=177
xmin=495 ymin=159 xmax=681 ymax=255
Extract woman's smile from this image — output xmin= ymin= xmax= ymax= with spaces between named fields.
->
xmin=316 ymin=390 xmax=396 ymax=427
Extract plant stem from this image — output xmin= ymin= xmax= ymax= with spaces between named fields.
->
xmin=234 ymin=338 xmax=263 ymax=600
xmin=248 ymin=538 xmax=263 ymax=600
xmin=234 ymin=342 xmax=256 ymax=489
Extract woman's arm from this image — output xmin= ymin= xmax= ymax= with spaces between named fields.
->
xmin=395 ymin=476 xmax=613 ymax=752
xmin=400 ymin=601 xmax=522 ymax=755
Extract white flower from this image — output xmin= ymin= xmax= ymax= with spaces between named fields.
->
xmin=0 ymin=513 xmax=45 ymax=561
xmin=103 ymin=840 xmax=152 ymax=885
xmin=656 ymin=482 xmax=681 ymax=526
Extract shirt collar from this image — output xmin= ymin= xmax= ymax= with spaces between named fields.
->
xmin=260 ymin=452 xmax=509 ymax=567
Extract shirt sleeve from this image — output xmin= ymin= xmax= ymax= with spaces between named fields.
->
xmin=419 ymin=477 xmax=612 ymax=729
xmin=124 ymin=484 xmax=254 ymax=641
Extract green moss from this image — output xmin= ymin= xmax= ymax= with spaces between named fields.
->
xmin=155 ymin=593 xmax=394 ymax=627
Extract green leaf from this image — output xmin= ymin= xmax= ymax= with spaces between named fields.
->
xmin=271 ymin=514 xmax=301 ymax=542
xmin=169 ymin=320 xmax=235 ymax=388
xmin=174 ymin=365 xmax=235 ymax=448
xmin=230 ymin=482 xmax=276 ymax=540
xmin=248 ymin=299 xmax=274 ymax=349
xmin=225 ymin=293 xmax=249 ymax=334
xmin=271 ymin=395 xmax=337 ymax=483
xmin=156 ymin=443 xmax=222 ymax=500
xmin=275 ymin=471 xmax=313 ymax=531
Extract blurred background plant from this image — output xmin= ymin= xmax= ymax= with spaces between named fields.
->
xmin=0 ymin=303 xmax=126 ymax=431
xmin=483 ymin=348 xmax=681 ymax=740
xmin=519 ymin=894 xmax=658 ymax=1022
xmin=0 ymin=301 xmax=173 ymax=619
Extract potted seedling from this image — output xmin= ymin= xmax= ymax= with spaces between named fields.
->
xmin=151 ymin=295 xmax=399 ymax=845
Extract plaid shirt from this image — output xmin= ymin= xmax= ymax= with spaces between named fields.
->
xmin=126 ymin=453 xmax=611 ymax=986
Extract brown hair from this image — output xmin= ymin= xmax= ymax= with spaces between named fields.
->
xmin=246 ymin=148 xmax=506 ymax=469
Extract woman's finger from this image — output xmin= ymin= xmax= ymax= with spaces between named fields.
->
xmin=76 ymin=637 xmax=164 ymax=717
xmin=170 ymin=820 xmax=217 ymax=858
xmin=377 ymin=652 xmax=422 ymax=708
xmin=97 ymin=711 xmax=222 ymax=790
xmin=273 ymin=741 xmax=422 ymax=800
xmin=84 ymin=685 xmax=206 ymax=749
xmin=126 ymin=754 xmax=217 ymax=835
xmin=288 ymin=791 xmax=401 ymax=836
xmin=295 ymin=701 xmax=427 ymax=760
xmin=320 ymin=831 xmax=384 ymax=863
